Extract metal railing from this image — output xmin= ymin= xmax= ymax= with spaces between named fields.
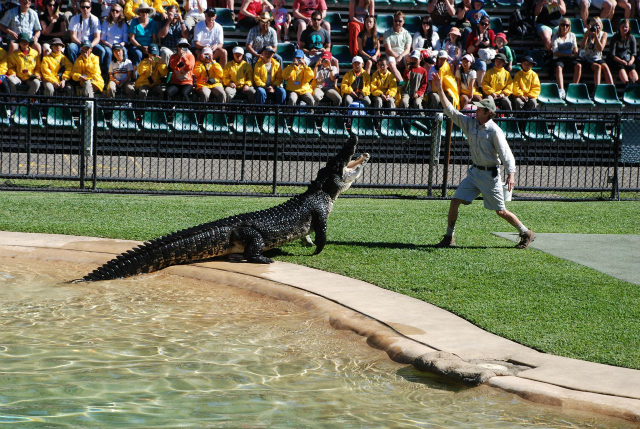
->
xmin=0 ymin=94 xmax=638 ymax=200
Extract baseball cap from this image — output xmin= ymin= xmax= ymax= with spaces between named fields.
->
xmin=148 ymin=43 xmax=159 ymax=54
xmin=410 ymin=50 xmax=421 ymax=60
xmin=522 ymin=55 xmax=537 ymax=66
xmin=352 ymin=55 xmax=363 ymax=64
xmin=233 ymin=46 xmax=245 ymax=55
xmin=260 ymin=46 xmax=275 ymax=53
xmin=205 ymin=7 xmax=216 ymax=14
xmin=112 ymin=43 xmax=124 ymax=51
xmin=461 ymin=53 xmax=475 ymax=64
xmin=202 ymin=46 xmax=213 ymax=55
xmin=294 ymin=49 xmax=304 ymax=58
xmin=17 ymin=33 xmax=32 ymax=43
xmin=321 ymin=51 xmax=332 ymax=60
xmin=473 ymin=97 xmax=497 ymax=113
xmin=80 ymin=40 xmax=92 ymax=49
xmin=437 ymin=50 xmax=450 ymax=60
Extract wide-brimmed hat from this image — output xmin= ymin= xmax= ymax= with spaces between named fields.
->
xmin=177 ymin=38 xmax=190 ymax=47
xmin=473 ymin=97 xmax=496 ymax=113
xmin=17 ymin=32 xmax=32 ymax=43
xmin=134 ymin=2 xmax=155 ymax=16
xmin=495 ymin=32 xmax=508 ymax=43
xmin=494 ymin=53 xmax=507 ymax=62
xmin=50 ymin=37 xmax=64 ymax=46
xmin=258 ymin=11 xmax=273 ymax=22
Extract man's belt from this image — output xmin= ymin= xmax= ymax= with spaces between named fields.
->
xmin=473 ymin=164 xmax=498 ymax=177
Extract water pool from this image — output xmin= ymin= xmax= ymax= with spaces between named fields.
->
xmin=0 ymin=259 xmax=635 ymax=428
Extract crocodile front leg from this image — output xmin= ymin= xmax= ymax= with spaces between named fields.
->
xmin=312 ymin=211 xmax=328 ymax=255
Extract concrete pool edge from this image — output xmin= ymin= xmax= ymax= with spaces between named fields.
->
xmin=1 ymin=231 xmax=639 ymax=424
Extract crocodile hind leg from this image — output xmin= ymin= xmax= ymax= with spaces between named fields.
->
xmin=234 ymin=226 xmax=274 ymax=264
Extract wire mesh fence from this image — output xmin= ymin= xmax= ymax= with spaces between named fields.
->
xmin=0 ymin=94 xmax=638 ymax=200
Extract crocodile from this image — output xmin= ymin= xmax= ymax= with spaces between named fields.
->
xmin=76 ymin=137 xmax=369 ymax=282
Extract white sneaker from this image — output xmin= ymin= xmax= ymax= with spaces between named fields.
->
xmin=559 ymin=88 xmax=566 ymax=99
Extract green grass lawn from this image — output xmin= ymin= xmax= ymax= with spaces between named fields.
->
xmin=1 ymin=191 xmax=639 ymax=370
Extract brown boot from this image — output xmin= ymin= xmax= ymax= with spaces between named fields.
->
xmin=516 ymin=230 xmax=536 ymax=249
xmin=435 ymin=235 xmax=456 ymax=248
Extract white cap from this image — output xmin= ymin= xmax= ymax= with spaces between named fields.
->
xmin=202 ymin=47 xmax=213 ymax=55
xmin=352 ymin=55 xmax=364 ymax=64
xmin=437 ymin=50 xmax=450 ymax=60
xmin=410 ymin=50 xmax=421 ymax=60
xmin=232 ymin=46 xmax=244 ymax=55
xmin=177 ymin=38 xmax=190 ymax=47
xmin=461 ymin=53 xmax=475 ymax=64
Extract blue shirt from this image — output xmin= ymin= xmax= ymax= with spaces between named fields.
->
xmin=129 ymin=18 xmax=158 ymax=47
xmin=0 ymin=7 xmax=41 ymax=37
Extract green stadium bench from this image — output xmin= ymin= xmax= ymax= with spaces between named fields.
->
xmin=320 ymin=115 xmax=349 ymax=137
xmin=498 ymin=120 xmax=523 ymax=141
xmin=623 ymin=84 xmax=640 ymax=106
xmin=593 ymin=84 xmax=623 ymax=107
xmin=379 ymin=117 xmax=409 ymax=139
xmin=324 ymin=12 xmax=344 ymax=36
xmin=391 ymin=0 xmax=417 ymax=7
xmin=262 ymin=114 xmax=290 ymax=136
xmin=404 ymin=15 xmax=421 ymax=35
xmin=600 ymin=18 xmax=614 ymax=38
xmin=231 ymin=113 xmax=261 ymax=135
xmin=582 ymin=122 xmax=609 ymax=142
xmin=629 ymin=19 xmax=640 ymax=38
xmin=538 ymin=83 xmax=566 ymax=106
xmin=350 ymin=116 xmax=379 ymax=139
xmin=277 ymin=42 xmax=296 ymax=63
xmin=570 ymin=18 xmax=585 ymax=38
xmin=493 ymin=0 xmax=522 ymax=6
xmin=215 ymin=8 xmax=235 ymax=31
xmin=0 ymin=105 xmax=10 ymax=127
xmin=202 ymin=112 xmax=230 ymax=133
xmin=95 ymin=107 xmax=109 ymax=131
xmin=173 ymin=111 xmax=200 ymax=133
xmin=524 ymin=49 xmax=545 ymax=72
xmin=111 ymin=109 xmax=138 ymax=131
xmin=375 ymin=0 xmax=391 ymax=5
xmin=331 ymin=44 xmax=353 ymax=69
xmin=376 ymin=14 xmax=394 ymax=36
xmin=522 ymin=121 xmax=554 ymax=141
xmin=407 ymin=118 xmax=432 ymax=138
xmin=490 ymin=17 xmax=503 ymax=33
xmin=565 ymin=83 xmax=595 ymax=107
xmin=141 ymin=109 xmax=170 ymax=132
xmin=291 ymin=115 xmax=320 ymax=137
xmin=46 ymin=106 xmax=76 ymax=129
xmin=13 ymin=105 xmax=44 ymax=128
xmin=552 ymin=121 xmax=582 ymax=141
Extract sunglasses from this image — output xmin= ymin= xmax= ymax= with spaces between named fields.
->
xmin=312 ymin=18 xmax=322 ymax=21
xmin=422 ymin=22 xmax=430 ymax=25
xmin=80 ymin=5 xmax=91 ymax=8
xmin=479 ymin=22 xmax=489 ymax=26
xmin=560 ymin=23 xmax=570 ymax=27
xmin=47 ymin=3 xmax=56 ymax=6
xmin=395 ymin=20 xmax=404 ymax=23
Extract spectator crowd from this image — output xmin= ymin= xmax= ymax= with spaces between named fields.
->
xmin=0 ymin=0 xmax=636 ymax=111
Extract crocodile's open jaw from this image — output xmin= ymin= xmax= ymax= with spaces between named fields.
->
xmin=343 ymin=153 xmax=370 ymax=184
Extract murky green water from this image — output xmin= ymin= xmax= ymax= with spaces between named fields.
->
xmin=0 ymin=259 xmax=635 ymax=428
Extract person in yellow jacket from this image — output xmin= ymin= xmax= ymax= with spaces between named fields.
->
xmin=135 ymin=43 xmax=169 ymax=99
xmin=124 ymin=0 xmax=145 ymax=21
xmin=509 ymin=56 xmax=541 ymax=111
xmin=223 ymin=46 xmax=256 ymax=103
xmin=0 ymin=46 xmax=12 ymax=94
xmin=340 ymin=56 xmax=371 ymax=107
xmin=253 ymin=47 xmax=286 ymax=105
xmin=152 ymin=0 xmax=180 ymax=20
xmin=6 ymin=33 xmax=41 ymax=96
xmin=282 ymin=49 xmax=314 ymax=106
xmin=41 ymin=38 xmax=74 ymax=97
xmin=427 ymin=51 xmax=460 ymax=109
xmin=194 ymin=46 xmax=225 ymax=103
xmin=72 ymin=41 xmax=105 ymax=98
xmin=481 ymin=53 xmax=512 ymax=110
xmin=369 ymin=58 xmax=397 ymax=110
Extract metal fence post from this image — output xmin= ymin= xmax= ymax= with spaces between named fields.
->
xmin=81 ymin=100 xmax=95 ymax=190
xmin=441 ymin=116 xmax=453 ymax=198
xmin=272 ymin=107 xmax=279 ymax=195
xmin=428 ymin=113 xmax=444 ymax=197
xmin=611 ymin=112 xmax=622 ymax=201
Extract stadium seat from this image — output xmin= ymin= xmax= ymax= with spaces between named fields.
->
xmin=13 ymin=105 xmax=44 ymax=128
xmin=379 ymin=117 xmax=409 ymax=139
xmin=376 ymin=14 xmax=394 ymax=35
xmin=215 ymin=8 xmax=235 ymax=31
xmin=172 ymin=111 xmax=200 ymax=133
xmin=623 ymin=84 xmax=640 ymax=106
xmin=111 ymin=109 xmax=138 ymax=131
xmin=331 ymin=44 xmax=353 ymax=68
xmin=391 ymin=0 xmax=417 ymax=7
xmin=95 ymin=108 xmax=109 ymax=131
xmin=262 ymin=114 xmax=290 ymax=136
xmin=565 ymin=83 xmax=595 ymax=107
xmin=202 ymin=112 xmax=230 ymax=133
xmin=404 ymin=15 xmax=421 ymax=35
xmin=522 ymin=121 xmax=554 ymax=141
xmin=141 ymin=110 xmax=170 ymax=132
xmin=324 ymin=12 xmax=344 ymax=36
xmin=291 ymin=115 xmax=320 ymax=137
xmin=407 ymin=118 xmax=432 ymax=138
xmin=46 ymin=106 xmax=76 ymax=129
xmin=498 ymin=120 xmax=523 ymax=141
xmin=277 ymin=42 xmax=296 ymax=63
xmin=629 ymin=19 xmax=640 ymax=38
xmin=350 ymin=116 xmax=379 ymax=139
xmin=490 ymin=17 xmax=503 ymax=33
xmin=524 ymin=49 xmax=545 ymax=72
xmin=0 ymin=105 xmax=10 ymax=127
xmin=538 ymin=83 xmax=566 ymax=106
xmin=600 ymin=18 xmax=614 ymax=38
xmin=230 ymin=113 xmax=261 ymax=135
xmin=552 ymin=121 xmax=582 ymax=141
xmin=593 ymin=84 xmax=623 ymax=107
xmin=582 ymin=122 xmax=609 ymax=142
xmin=320 ymin=115 xmax=349 ymax=137
xmin=375 ymin=0 xmax=391 ymax=5
xmin=570 ymin=18 xmax=585 ymax=38
xmin=493 ymin=0 xmax=522 ymax=6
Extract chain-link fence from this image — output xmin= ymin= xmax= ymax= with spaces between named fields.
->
xmin=1 ymin=94 xmax=638 ymax=200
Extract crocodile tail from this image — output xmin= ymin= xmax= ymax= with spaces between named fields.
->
xmin=78 ymin=222 xmax=232 ymax=282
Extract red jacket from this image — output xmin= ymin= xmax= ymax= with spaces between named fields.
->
xmin=169 ymin=52 xmax=195 ymax=85
xmin=402 ymin=65 xmax=429 ymax=97
xmin=465 ymin=29 xmax=495 ymax=56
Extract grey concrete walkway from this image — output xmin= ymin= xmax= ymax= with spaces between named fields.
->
xmin=0 ymin=231 xmax=639 ymax=423
xmin=494 ymin=233 xmax=640 ymax=285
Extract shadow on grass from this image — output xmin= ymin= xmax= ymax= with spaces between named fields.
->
xmin=325 ymin=240 xmax=511 ymax=250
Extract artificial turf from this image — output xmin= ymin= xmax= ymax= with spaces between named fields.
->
xmin=1 ymin=191 xmax=639 ymax=369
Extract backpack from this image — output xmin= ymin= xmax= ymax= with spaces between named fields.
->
xmin=508 ymin=8 xmax=535 ymax=40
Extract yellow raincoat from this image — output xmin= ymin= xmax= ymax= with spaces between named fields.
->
xmin=135 ymin=57 xmax=169 ymax=88
xmin=124 ymin=0 xmax=144 ymax=21
xmin=253 ymin=58 xmax=283 ymax=88
xmin=511 ymin=69 xmax=541 ymax=99
xmin=153 ymin=0 xmax=180 ymax=16
xmin=194 ymin=60 xmax=224 ymax=90
xmin=282 ymin=63 xmax=313 ymax=94
xmin=7 ymin=47 xmax=41 ymax=81
xmin=223 ymin=60 xmax=253 ymax=87
xmin=0 ymin=48 xmax=8 ymax=75
xmin=340 ymin=69 xmax=371 ymax=97
xmin=72 ymin=53 xmax=104 ymax=92
xmin=481 ymin=67 xmax=512 ymax=97
xmin=41 ymin=52 xmax=73 ymax=84
xmin=437 ymin=60 xmax=460 ymax=109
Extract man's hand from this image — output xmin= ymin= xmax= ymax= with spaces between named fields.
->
xmin=431 ymin=73 xmax=442 ymax=92
xmin=229 ymin=82 xmax=236 ymax=89
xmin=506 ymin=173 xmax=515 ymax=192
xmin=267 ymin=85 xmax=274 ymax=93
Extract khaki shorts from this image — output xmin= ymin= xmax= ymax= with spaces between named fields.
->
xmin=454 ymin=166 xmax=505 ymax=211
